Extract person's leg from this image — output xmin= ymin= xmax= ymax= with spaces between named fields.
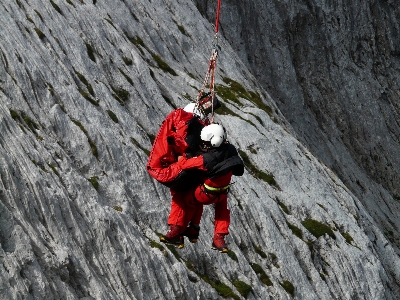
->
xmin=162 ymin=190 xmax=186 ymax=247
xmin=194 ymin=184 xmax=230 ymax=252
xmin=213 ymin=194 xmax=230 ymax=235
xmin=182 ymin=190 xmax=203 ymax=243
xmin=167 ymin=190 xmax=187 ymax=227
xmin=190 ymin=203 xmax=204 ymax=225
xmin=212 ymin=194 xmax=230 ymax=253
xmin=183 ymin=183 xmax=219 ymax=243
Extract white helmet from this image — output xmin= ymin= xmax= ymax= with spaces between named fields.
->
xmin=200 ymin=124 xmax=226 ymax=147
xmin=183 ymin=103 xmax=204 ymax=119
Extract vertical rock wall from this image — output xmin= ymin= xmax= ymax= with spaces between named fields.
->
xmin=1 ymin=0 xmax=400 ymax=299
xmin=196 ymin=0 xmax=400 ymax=262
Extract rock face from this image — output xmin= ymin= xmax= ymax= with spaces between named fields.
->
xmin=0 ymin=0 xmax=399 ymax=299
xmin=196 ymin=0 xmax=400 ymax=253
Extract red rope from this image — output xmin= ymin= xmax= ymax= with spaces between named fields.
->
xmin=215 ymin=0 xmax=222 ymax=33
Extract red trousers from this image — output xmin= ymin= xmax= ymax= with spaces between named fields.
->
xmin=167 ymin=172 xmax=232 ymax=235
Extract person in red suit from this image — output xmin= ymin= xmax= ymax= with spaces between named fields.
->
xmin=147 ymin=94 xmax=219 ymax=189
xmin=160 ymin=124 xmax=244 ymax=253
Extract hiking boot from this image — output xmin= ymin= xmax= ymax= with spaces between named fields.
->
xmin=182 ymin=223 xmax=200 ymax=243
xmin=160 ymin=225 xmax=184 ymax=249
xmin=211 ymin=233 xmax=228 ymax=253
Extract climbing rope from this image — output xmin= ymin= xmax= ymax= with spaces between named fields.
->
xmin=196 ymin=0 xmax=222 ymax=124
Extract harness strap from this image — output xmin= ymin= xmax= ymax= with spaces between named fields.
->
xmin=203 ymin=183 xmax=229 ymax=192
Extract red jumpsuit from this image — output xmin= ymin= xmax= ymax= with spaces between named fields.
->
xmin=167 ymin=171 xmax=232 ymax=235
xmin=147 ymin=109 xmax=242 ymax=237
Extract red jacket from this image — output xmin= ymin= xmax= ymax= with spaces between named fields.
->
xmin=147 ymin=109 xmax=207 ymax=185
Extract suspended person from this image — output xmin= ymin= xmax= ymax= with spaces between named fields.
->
xmin=146 ymin=93 xmax=221 ymax=190
xmin=147 ymin=95 xmax=224 ymax=248
xmin=160 ymin=123 xmax=244 ymax=253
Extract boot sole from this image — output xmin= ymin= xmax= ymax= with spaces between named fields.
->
xmin=211 ymin=245 xmax=228 ymax=253
xmin=160 ymin=236 xmax=184 ymax=249
xmin=182 ymin=234 xmax=199 ymax=243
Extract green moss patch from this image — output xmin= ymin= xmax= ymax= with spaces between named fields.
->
xmin=215 ymin=77 xmax=273 ymax=116
xmin=162 ymin=95 xmax=176 ymax=109
xmin=88 ymin=176 xmax=99 ymax=190
xmin=127 ymin=35 xmax=145 ymax=49
xmin=198 ymin=276 xmax=239 ymax=300
xmin=86 ymin=43 xmax=96 ymax=62
xmin=38 ymin=162 xmax=48 ymax=172
xmin=287 ymin=222 xmax=303 ymax=239
xmin=317 ymin=203 xmax=327 ymax=211
xmin=47 ymin=82 xmax=55 ymax=96
xmin=48 ymin=163 xmax=59 ymax=177
xmin=280 ymin=280 xmax=295 ymax=297
xmin=50 ymin=0 xmax=63 ymax=14
xmin=79 ymin=89 xmax=98 ymax=106
xmin=227 ymin=250 xmax=238 ymax=262
xmin=72 ymin=119 xmax=98 ymax=158
xmin=71 ymin=119 xmax=88 ymax=135
xmin=131 ymin=137 xmax=150 ymax=156
xmin=126 ymin=35 xmax=177 ymax=75
xmin=106 ymin=110 xmax=118 ymax=123
xmin=118 ymin=68 xmax=134 ymax=85
xmin=238 ymin=150 xmax=277 ymax=186
xmin=301 ymin=219 xmax=335 ymax=239
xmin=34 ymin=10 xmax=44 ymax=22
xmin=13 ymin=111 xmax=40 ymax=134
xmin=340 ymin=232 xmax=354 ymax=244
xmin=250 ymin=263 xmax=273 ymax=286
xmin=253 ymin=244 xmax=267 ymax=258
xmin=111 ymin=86 xmax=129 ymax=104
xmin=150 ymin=240 xmax=164 ymax=251
xmin=165 ymin=245 xmax=181 ymax=260
xmin=177 ymin=24 xmax=188 ymax=36
xmin=89 ymin=140 xmax=98 ymax=158
xmin=34 ymin=28 xmax=46 ymax=39
xmin=9 ymin=109 xmax=20 ymax=121
xmin=105 ymin=18 xmax=116 ymax=29
xmin=75 ymin=71 xmax=95 ymax=96
xmin=277 ymin=198 xmax=290 ymax=214
xmin=215 ymin=102 xmax=241 ymax=118
xmin=269 ymin=252 xmax=277 ymax=261
xmin=187 ymin=261 xmax=239 ymax=299
xmin=320 ymin=273 xmax=326 ymax=281
xmin=113 ymin=206 xmax=123 ymax=212
xmin=214 ymin=84 xmax=242 ymax=106
xmin=232 ymin=280 xmax=252 ymax=298
xmin=123 ymin=56 xmax=133 ymax=65
xmin=247 ymin=145 xmax=258 ymax=154
xmin=151 ymin=53 xmax=177 ymax=76
xmin=184 ymin=260 xmax=195 ymax=272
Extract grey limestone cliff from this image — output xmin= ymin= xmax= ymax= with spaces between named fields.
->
xmin=1 ymin=0 xmax=400 ymax=299
xmin=197 ymin=0 xmax=400 ymax=257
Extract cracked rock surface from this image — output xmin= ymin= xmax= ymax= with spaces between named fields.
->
xmin=1 ymin=0 xmax=399 ymax=299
